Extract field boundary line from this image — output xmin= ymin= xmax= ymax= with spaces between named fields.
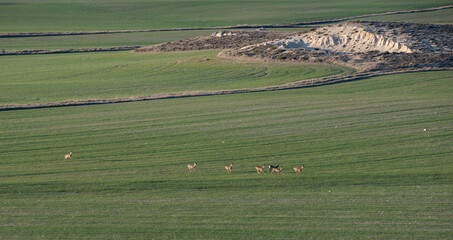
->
xmin=0 ymin=46 xmax=140 ymax=56
xmin=1 ymin=5 xmax=451 ymax=38
xmin=1 ymin=67 xmax=452 ymax=111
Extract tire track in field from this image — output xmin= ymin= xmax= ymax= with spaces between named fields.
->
xmin=0 ymin=46 xmax=140 ymax=56
xmin=1 ymin=67 xmax=451 ymax=111
xmin=1 ymin=5 xmax=451 ymax=38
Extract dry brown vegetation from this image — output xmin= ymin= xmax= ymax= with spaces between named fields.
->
xmin=135 ymin=30 xmax=293 ymax=52
xmin=136 ymin=21 xmax=452 ymax=72
xmin=220 ymin=21 xmax=453 ymax=71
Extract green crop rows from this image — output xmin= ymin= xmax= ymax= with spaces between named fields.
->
xmin=1 ymin=1 xmax=452 ymax=239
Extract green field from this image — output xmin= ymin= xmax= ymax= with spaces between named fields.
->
xmin=360 ymin=7 xmax=453 ymax=24
xmin=1 ymin=71 xmax=452 ymax=238
xmin=1 ymin=0 xmax=453 ymax=239
xmin=1 ymin=5 xmax=452 ymax=52
xmin=0 ymin=28 xmax=312 ymax=52
xmin=0 ymin=51 xmax=353 ymax=104
xmin=1 ymin=5 xmax=451 ymax=53
xmin=0 ymin=30 xmax=217 ymax=51
xmin=0 ymin=0 xmax=451 ymax=32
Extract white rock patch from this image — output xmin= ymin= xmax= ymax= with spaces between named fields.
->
xmin=273 ymin=22 xmax=414 ymax=53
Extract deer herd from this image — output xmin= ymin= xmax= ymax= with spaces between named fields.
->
xmin=64 ymin=151 xmax=304 ymax=175
xmin=187 ymin=162 xmax=304 ymax=174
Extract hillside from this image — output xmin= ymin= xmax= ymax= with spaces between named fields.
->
xmin=1 ymin=70 xmax=452 ymax=239
xmin=221 ymin=21 xmax=453 ymax=71
xmin=1 ymin=2 xmax=452 ymax=239
xmin=136 ymin=21 xmax=453 ymax=72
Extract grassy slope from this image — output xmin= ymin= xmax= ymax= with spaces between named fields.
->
xmin=360 ymin=8 xmax=453 ymax=24
xmin=0 ymin=51 xmax=353 ymax=104
xmin=1 ymin=6 xmax=451 ymax=52
xmin=1 ymin=9 xmax=452 ymax=53
xmin=0 ymin=71 xmax=452 ymax=239
xmin=0 ymin=30 xmax=217 ymax=51
xmin=0 ymin=0 xmax=451 ymax=32
xmin=0 ymin=28 xmax=311 ymax=51
xmin=0 ymin=28 xmax=310 ymax=52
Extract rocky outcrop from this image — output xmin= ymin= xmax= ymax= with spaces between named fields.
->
xmin=223 ymin=21 xmax=453 ymax=71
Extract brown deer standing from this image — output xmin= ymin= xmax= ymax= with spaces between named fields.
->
xmin=268 ymin=164 xmax=279 ymax=172
xmin=255 ymin=165 xmax=266 ymax=174
xmin=225 ymin=163 xmax=234 ymax=173
xmin=187 ymin=163 xmax=197 ymax=172
xmin=64 ymin=151 xmax=72 ymax=160
xmin=271 ymin=166 xmax=282 ymax=174
xmin=293 ymin=165 xmax=305 ymax=174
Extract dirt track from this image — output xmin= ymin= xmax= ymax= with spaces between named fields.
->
xmin=0 ymin=46 xmax=139 ymax=56
xmin=1 ymin=67 xmax=451 ymax=111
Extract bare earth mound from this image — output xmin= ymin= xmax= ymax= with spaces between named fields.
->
xmin=272 ymin=22 xmax=414 ymax=53
xmin=136 ymin=21 xmax=452 ymax=71
xmin=220 ymin=21 xmax=453 ymax=71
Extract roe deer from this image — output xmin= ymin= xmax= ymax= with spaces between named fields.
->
xmin=271 ymin=166 xmax=282 ymax=174
xmin=293 ymin=165 xmax=305 ymax=174
xmin=187 ymin=162 xmax=197 ymax=172
xmin=225 ymin=163 xmax=234 ymax=173
xmin=269 ymin=164 xmax=279 ymax=172
xmin=255 ymin=165 xmax=266 ymax=174
xmin=64 ymin=151 xmax=72 ymax=160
